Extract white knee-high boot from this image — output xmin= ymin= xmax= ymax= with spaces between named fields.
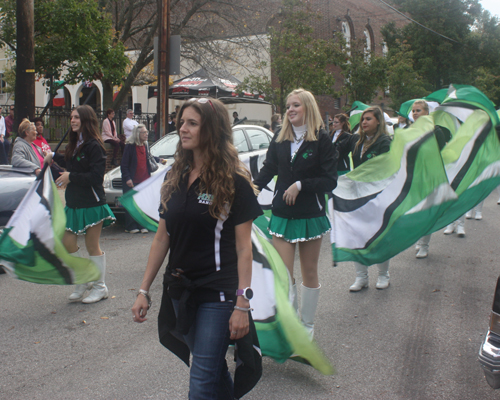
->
xmin=376 ymin=260 xmax=390 ymax=289
xmin=300 ymin=283 xmax=320 ymax=339
xmin=456 ymin=214 xmax=466 ymax=237
xmin=416 ymin=235 xmax=431 ymax=258
xmin=82 ymin=252 xmax=109 ymax=304
xmin=68 ymin=248 xmax=92 ymax=302
xmin=350 ymin=262 xmax=368 ymax=291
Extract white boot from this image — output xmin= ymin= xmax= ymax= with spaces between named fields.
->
xmin=456 ymin=215 xmax=465 ymax=238
xmin=350 ymin=262 xmax=368 ymax=291
xmin=300 ymin=283 xmax=320 ymax=339
xmin=291 ymin=283 xmax=298 ymax=313
xmin=82 ymin=252 xmax=109 ymax=304
xmin=68 ymin=248 xmax=92 ymax=302
xmin=416 ymin=235 xmax=430 ymax=258
xmin=475 ymin=201 xmax=484 ymax=220
xmin=443 ymin=222 xmax=456 ymax=235
xmin=376 ymin=261 xmax=390 ymax=290
xmin=465 ymin=210 xmax=473 ymax=219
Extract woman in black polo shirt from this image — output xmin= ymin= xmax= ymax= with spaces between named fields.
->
xmin=254 ymin=88 xmax=337 ymax=338
xmin=131 ymin=98 xmax=262 ymax=399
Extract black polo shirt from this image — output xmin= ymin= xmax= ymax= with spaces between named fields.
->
xmin=160 ymin=173 xmax=262 ymax=299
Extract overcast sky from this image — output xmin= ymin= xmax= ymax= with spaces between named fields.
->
xmin=481 ymin=0 xmax=500 ymax=17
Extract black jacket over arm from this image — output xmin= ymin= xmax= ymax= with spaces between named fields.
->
xmin=253 ymin=128 xmax=338 ymax=219
xmin=54 ymin=139 xmax=107 ymax=208
xmin=332 ymin=130 xmax=353 ymax=173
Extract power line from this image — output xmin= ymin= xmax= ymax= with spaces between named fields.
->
xmin=377 ymin=0 xmax=461 ymax=43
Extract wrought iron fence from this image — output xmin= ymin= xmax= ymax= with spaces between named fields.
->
xmin=34 ymin=107 xmax=157 ymax=142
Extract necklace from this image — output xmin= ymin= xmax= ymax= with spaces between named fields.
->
xmin=294 ymin=132 xmax=306 ymax=144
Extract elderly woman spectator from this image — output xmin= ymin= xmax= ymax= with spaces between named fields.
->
xmin=12 ymin=119 xmax=45 ymax=175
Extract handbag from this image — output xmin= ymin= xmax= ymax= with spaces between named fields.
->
xmin=147 ymin=145 xmax=159 ymax=172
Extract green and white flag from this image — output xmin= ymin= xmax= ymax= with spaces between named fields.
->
xmin=119 ymin=155 xmax=333 ymax=373
xmin=0 ymin=168 xmax=99 ymax=284
xmin=331 ymin=85 xmax=500 ymax=266
xmin=331 ymin=116 xmax=456 ymax=265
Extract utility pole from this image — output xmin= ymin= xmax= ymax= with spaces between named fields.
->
xmin=16 ymin=0 xmax=35 ymax=126
xmin=157 ymin=0 xmax=170 ymax=138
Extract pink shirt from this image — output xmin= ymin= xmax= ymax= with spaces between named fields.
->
xmin=31 ymin=143 xmax=44 ymax=167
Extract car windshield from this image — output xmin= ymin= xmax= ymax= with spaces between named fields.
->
xmin=150 ymin=133 xmax=179 ymax=158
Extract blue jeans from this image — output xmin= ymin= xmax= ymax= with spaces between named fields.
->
xmin=172 ymin=299 xmax=234 ymax=400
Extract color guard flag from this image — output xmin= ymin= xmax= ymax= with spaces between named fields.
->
xmin=0 ymin=168 xmax=99 ymax=284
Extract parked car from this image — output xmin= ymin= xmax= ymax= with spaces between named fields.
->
xmin=103 ymin=124 xmax=274 ymax=212
xmin=0 ymin=166 xmax=37 ymax=227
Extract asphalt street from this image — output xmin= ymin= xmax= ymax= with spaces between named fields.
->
xmin=2 ymin=193 xmax=500 ymax=399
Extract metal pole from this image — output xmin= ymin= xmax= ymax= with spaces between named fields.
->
xmin=157 ymin=0 xmax=170 ymax=138
xmin=16 ymin=0 xmax=35 ymax=128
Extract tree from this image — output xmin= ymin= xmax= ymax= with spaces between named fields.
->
xmin=0 ymin=0 xmax=129 ymax=112
xmin=384 ymin=0 xmax=482 ymax=90
xmin=380 ymin=24 xmax=429 ymax=110
xmin=238 ymin=0 xmax=342 ymax=113
xmin=338 ymin=37 xmax=388 ymax=105
xmin=101 ymin=0 xmax=272 ymax=110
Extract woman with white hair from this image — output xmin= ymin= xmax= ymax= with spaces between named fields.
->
xmin=121 ymin=124 xmax=163 ymax=233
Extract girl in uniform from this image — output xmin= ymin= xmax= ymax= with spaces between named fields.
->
xmin=49 ymin=105 xmax=115 ymax=303
xmin=346 ymin=106 xmax=392 ymax=291
xmin=254 ymin=88 xmax=337 ymax=337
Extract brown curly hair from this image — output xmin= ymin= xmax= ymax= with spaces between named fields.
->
xmin=160 ymin=98 xmax=257 ymax=220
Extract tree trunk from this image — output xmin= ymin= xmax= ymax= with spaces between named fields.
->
xmin=15 ymin=0 xmax=35 ymax=127
xmin=101 ymin=79 xmax=114 ymax=111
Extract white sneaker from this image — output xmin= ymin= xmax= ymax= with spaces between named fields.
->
xmin=140 ymin=228 xmax=149 ymax=234
xmin=475 ymin=212 xmax=483 ymax=220
xmin=416 ymin=247 xmax=428 ymax=258
xmin=456 ymin=226 xmax=465 ymax=237
xmin=125 ymin=229 xmax=140 ymax=234
xmin=465 ymin=211 xmax=473 ymax=219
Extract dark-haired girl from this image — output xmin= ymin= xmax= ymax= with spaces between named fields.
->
xmin=48 ymin=105 xmax=115 ymax=303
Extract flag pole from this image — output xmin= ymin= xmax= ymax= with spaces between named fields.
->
xmin=38 ymin=86 xmax=98 ymax=180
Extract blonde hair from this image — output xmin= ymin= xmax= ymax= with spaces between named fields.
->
xmin=277 ymin=88 xmax=324 ymax=143
xmin=412 ymin=100 xmax=429 ymax=114
xmin=354 ymin=106 xmax=388 ymax=155
xmin=127 ymin=124 xmax=148 ymax=146
xmin=18 ymin=118 xmax=35 ymax=139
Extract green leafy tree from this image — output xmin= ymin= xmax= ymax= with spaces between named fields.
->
xmin=381 ymin=33 xmax=429 ymax=111
xmin=238 ymin=0 xmax=342 ymax=113
xmin=338 ymin=37 xmax=388 ymax=105
xmin=474 ymin=67 xmax=500 ymax=107
xmin=386 ymin=0 xmax=482 ymax=90
xmin=0 ymin=0 xmax=129 ymax=112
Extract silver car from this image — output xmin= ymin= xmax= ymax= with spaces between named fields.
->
xmin=103 ymin=124 xmax=274 ymax=212
xmin=0 ymin=166 xmax=37 ymax=227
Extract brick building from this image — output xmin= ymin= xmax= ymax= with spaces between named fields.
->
xmin=263 ymin=0 xmax=408 ymax=117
